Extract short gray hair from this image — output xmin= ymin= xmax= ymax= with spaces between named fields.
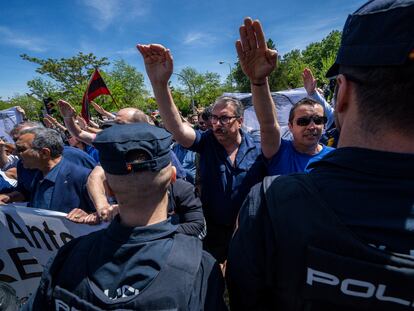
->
xmin=20 ymin=127 xmax=64 ymax=159
xmin=212 ymin=96 xmax=244 ymax=117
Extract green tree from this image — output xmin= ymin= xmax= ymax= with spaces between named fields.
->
xmin=21 ymin=52 xmax=110 ymax=114
xmin=176 ymin=67 xmax=224 ymax=112
xmin=21 ymin=52 xmax=110 ymax=91
xmin=102 ymin=59 xmax=149 ymax=111
xmin=8 ymin=95 xmax=43 ymax=120
xmin=302 ymin=30 xmax=341 ymax=83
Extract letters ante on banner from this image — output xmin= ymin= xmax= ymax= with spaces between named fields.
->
xmin=0 ymin=205 xmax=106 ymax=303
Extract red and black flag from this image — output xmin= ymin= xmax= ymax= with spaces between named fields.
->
xmin=81 ymin=68 xmax=111 ymax=122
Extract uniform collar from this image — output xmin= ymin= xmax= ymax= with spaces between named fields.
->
xmin=308 ymin=147 xmax=414 ymax=178
xmin=106 ymin=215 xmax=177 ymax=243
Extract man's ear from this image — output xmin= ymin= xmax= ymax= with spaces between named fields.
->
xmin=288 ymin=121 xmax=293 ymax=132
xmin=171 ymin=166 xmax=177 ymax=184
xmin=39 ymin=147 xmax=51 ymax=159
xmin=238 ymin=116 xmax=243 ymax=128
xmin=335 ymin=74 xmax=351 ymax=113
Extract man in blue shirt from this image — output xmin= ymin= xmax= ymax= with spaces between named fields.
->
xmin=0 ymin=122 xmax=96 ymax=205
xmin=227 ymin=3 xmax=414 ymax=309
xmin=137 ymin=44 xmax=265 ymax=263
xmin=267 ymin=98 xmax=334 ymax=175
xmin=15 ymin=127 xmax=93 ymax=214
xmin=235 ymin=24 xmax=334 ymax=176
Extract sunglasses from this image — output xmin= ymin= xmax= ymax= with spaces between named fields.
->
xmin=295 ymin=115 xmax=327 ymax=126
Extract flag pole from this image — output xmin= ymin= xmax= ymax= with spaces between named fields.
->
xmin=109 ymin=93 xmax=120 ymax=110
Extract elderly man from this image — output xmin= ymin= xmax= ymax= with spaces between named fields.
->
xmin=14 ymin=127 xmax=93 ymax=214
xmin=0 ymin=122 xmax=96 ymax=206
xmin=227 ymin=1 xmax=414 ymax=310
xmin=137 ymin=45 xmax=265 ymax=263
xmin=24 ymin=123 xmax=226 ymax=310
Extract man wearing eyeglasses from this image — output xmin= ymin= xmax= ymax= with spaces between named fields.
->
xmin=137 ymin=45 xmax=265 ymax=263
xmin=227 ymin=1 xmax=414 ymax=309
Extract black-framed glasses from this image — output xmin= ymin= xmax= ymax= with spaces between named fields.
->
xmin=296 ymin=115 xmax=327 ymax=126
xmin=210 ymin=115 xmax=238 ymax=125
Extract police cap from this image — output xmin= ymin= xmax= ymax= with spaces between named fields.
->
xmin=93 ymin=123 xmax=172 ymax=175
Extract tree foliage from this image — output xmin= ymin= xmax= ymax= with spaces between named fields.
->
xmin=19 ymin=53 xmax=149 ymax=117
xmin=21 ymin=52 xmax=110 ymax=90
xmin=4 ymin=29 xmax=342 ymax=120
xmin=232 ymin=31 xmax=341 ymax=92
xmin=176 ymin=67 xmax=224 ymax=111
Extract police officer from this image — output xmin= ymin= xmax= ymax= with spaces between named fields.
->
xmin=227 ymin=1 xmax=414 ymax=310
xmin=24 ymin=123 xmax=227 ymax=310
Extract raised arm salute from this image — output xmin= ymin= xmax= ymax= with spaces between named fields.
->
xmin=137 ymin=42 xmax=265 ymax=264
xmin=238 ymin=18 xmax=333 ymax=176
xmin=137 ymin=44 xmax=196 ymax=147
xmin=237 ymin=17 xmax=279 ymax=159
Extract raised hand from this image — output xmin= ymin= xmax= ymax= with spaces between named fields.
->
xmin=58 ymin=100 xmax=76 ymax=119
xmin=236 ymin=17 xmax=277 ymax=84
xmin=43 ymin=117 xmax=54 ymax=129
xmin=76 ymin=115 xmax=88 ymax=130
xmin=136 ymin=44 xmax=173 ymax=86
xmin=90 ymin=101 xmax=105 ymax=114
xmin=303 ymin=68 xmax=317 ymax=95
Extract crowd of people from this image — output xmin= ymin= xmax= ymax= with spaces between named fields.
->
xmin=0 ymin=0 xmax=413 ymax=309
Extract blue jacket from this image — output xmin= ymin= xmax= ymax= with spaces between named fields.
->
xmin=29 ymin=159 xmax=94 ymax=214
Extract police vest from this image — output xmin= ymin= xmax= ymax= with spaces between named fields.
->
xmin=44 ymin=232 xmax=204 ymax=311
xmin=262 ymin=174 xmax=414 ymax=311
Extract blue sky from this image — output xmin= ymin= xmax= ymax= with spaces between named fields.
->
xmin=0 ymin=0 xmax=366 ymax=99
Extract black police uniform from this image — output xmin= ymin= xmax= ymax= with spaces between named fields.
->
xmin=227 ymin=148 xmax=414 ymax=310
xmin=23 ymin=123 xmax=227 ymax=310
xmin=24 ymin=216 xmax=226 ymax=310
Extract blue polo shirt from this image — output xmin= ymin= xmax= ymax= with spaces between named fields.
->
xmin=16 ymin=145 xmax=97 ymax=199
xmin=267 ymin=139 xmax=334 ymax=176
xmin=188 ymin=129 xmax=265 ymax=225
xmin=31 ymin=160 xmax=63 ymax=210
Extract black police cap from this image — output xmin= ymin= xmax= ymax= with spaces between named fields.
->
xmin=93 ymin=123 xmax=172 ymax=175
xmin=326 ymin=0 xmax=414 ymax=78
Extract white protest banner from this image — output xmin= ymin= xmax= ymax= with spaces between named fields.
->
xmin=0 ymin=204 xmax=107 ymax=303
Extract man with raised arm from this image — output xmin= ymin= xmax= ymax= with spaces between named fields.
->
xmin=227 ymin=2 xmax=414 ymax=309
xmin=137 ymin=44 xmax=265 ymax=263
xmin=235 ymin=18 xmax=333 ymax=176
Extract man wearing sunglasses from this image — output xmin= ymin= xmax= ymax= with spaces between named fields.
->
xmin=270 ymin=97 xmax=334 ymax=175
xmin=227 ymin=1 xmax=414 ymax=309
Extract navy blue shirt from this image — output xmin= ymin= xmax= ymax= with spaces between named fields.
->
xmin=0 ymin=173 xmax=15 ymax=194
xmin=189 ymin=129 xmax=265 ymax=225
xmin=28 ymin=158 xmax=93 ymax=213
xmin=16 ymin=146 xmax=97 ymax=199
xmin=31 ymin=160 xmax=63 ymax=210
